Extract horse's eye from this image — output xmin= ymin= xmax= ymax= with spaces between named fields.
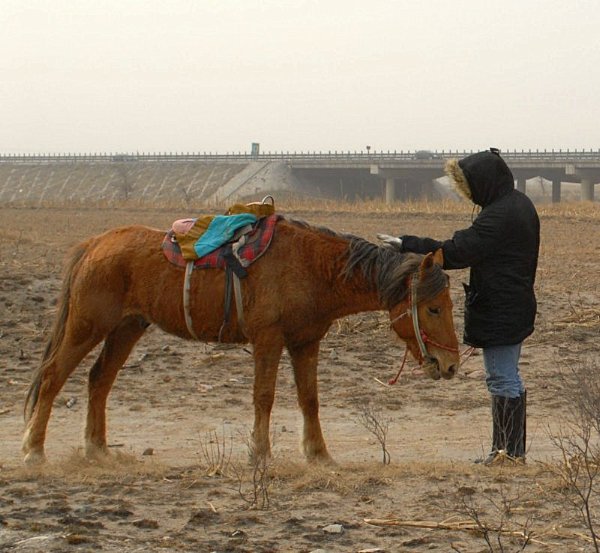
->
xmin=427 ymin=307 xmax=441 ymax=316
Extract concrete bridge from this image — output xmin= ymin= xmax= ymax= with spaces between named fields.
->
xmin=281 ymin=149 xmax=600 ymax=202
xmin=1 ymin=149 xmax=599 ymax=202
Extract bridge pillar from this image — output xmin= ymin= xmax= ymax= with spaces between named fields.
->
xmin=581 ymin=177 xmax=595 ymax=201
xmin=516 ymin=178 xmax=526 ymax=194
xmin=385 ymin=176 xmax=396 ymax=203
xmin=552 ymin=179 xmax=561 ymax=203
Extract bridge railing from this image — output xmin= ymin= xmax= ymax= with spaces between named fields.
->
xmin=0 ymin=149 xmax=599 ymax=164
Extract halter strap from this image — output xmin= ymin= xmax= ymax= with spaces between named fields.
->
xmin=387 ymin=271 xmax=460 ymax=384
xmin=410 ymin=272 xmax=429 ymax=360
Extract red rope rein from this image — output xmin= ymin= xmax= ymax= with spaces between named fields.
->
xmin=419 ymin=329 xmax=460 ymax=353
xmin=387 ymin=344 xmax=476 ymax=385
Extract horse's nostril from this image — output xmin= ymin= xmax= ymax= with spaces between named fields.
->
xmin=447 ymin=364 xmax=457 ymax=375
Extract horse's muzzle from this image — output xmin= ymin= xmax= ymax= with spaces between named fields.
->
xmin=422 ymin=357 xmax=441 ymax=380
xmin=442 ymin=363 xmax=458 ymax=380
xmin=423 ymin=357 xmax=458 ymax=381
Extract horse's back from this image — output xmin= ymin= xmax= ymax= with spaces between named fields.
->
xmin=238 ymin=218 xmax=350 ymax=341
xmin=68 ymin=219 xmax=348 ymax=344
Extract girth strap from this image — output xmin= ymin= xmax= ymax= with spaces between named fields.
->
xmin=232 ymin=273 xmax=244 ymax=329
xmin=183 ymin=261 xmax=199 ymax=340
xmin=219 ymin=266 xmax=246 ymax=341
xmin=183 ymin=247 xmax=248 ymax=342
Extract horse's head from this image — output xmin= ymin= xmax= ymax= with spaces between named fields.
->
xmin=389 ymin=249 xmax=459 ymax=380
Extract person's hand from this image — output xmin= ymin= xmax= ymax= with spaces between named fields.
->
xmin=377 ymin=233 xmax=403 ymax=249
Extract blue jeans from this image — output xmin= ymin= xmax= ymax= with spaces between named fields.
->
xmin=483 ymin=343 xmax=525 ymax=398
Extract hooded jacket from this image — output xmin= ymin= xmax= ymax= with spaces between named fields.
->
xmin=400 ymin=149 xmax=540 ymax=347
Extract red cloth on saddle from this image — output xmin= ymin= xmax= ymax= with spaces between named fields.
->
xmin=162 ymin=214 xmax=279 ymax=269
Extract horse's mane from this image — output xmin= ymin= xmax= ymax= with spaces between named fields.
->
xmin=344 ymin=239 xmax=449 ymax=308
xmin=284 ymin=217 xmax=448 ymax=308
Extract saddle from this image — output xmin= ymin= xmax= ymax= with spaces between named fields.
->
xmin=161 ymin=197 xmax=278 ymax=341
xmin=162 ymin=213 xmax=278 ymax=272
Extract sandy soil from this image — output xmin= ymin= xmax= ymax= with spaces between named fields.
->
xmin=1 ymin=204 xmax=599 ymax=552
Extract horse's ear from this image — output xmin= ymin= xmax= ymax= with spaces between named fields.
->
xmin=432 ymin=248 xmax=444 ymax=267
xmin=419 ymin=252 xmax=435 ymax=278
xmin=419 ymin=249 xmax=443 ymax=279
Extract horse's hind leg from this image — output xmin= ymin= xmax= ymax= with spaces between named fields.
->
xmin=288 ymin=340 xmax=332 ymax=463
xmin=251 ymin=332 xmax=284 ymax=460
xmin=22 ymin=325 xmax=103 ymax=464
xmin=85 ymin=316 xmax=148 ymax=459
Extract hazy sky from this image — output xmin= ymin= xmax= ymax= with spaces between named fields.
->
xmin=2 ymin=1 xmax=600 ymax=154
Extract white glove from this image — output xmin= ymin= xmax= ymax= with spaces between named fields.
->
xmin=377 ymin=233 xmax=403 ymax=249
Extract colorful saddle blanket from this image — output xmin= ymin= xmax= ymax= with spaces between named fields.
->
xmin=162 ymin=213 xmax=280 ymax=269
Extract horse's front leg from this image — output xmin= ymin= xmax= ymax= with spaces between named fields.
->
xmin=251 ymin=332 xmax=284 ymax=461
xmin=288 ymin=340 xmax=332 ymax=463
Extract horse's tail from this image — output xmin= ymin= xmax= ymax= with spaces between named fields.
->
xmin=24 ymin=241 xmax=89 ymax=422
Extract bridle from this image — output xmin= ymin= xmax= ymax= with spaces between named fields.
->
xmin=390 ymin=272 xmax=460 ymax=357
xmin=388 ymin=272 xmax=467 ymax=385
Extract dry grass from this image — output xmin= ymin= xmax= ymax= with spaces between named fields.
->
xmin=536 ymin=201 xmax=600 ymax=219
xmin=4 ymin=196 xmax=599 ymax=219
xmin=3 ymin=449 xmax=168 ymax=483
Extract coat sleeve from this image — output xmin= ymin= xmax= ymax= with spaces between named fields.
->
xmin=401 ymin=207 xmax=506 ymax=270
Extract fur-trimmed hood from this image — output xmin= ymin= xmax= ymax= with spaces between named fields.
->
xmin=445 ymin=149 xmax=514 ymax=207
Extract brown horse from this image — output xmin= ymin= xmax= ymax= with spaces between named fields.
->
xmin=22 ymin=217 xmax=459 ymax=465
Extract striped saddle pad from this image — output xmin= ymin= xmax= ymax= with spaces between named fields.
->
xmin=162 ymin=213 xmax=279 ymax=270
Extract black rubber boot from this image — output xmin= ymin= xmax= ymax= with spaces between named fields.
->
xmin=503 ymin=394 xmax=525 ymax=458
xmin=521 ymin=390 xmax=527 ymax=456
xmin=477 ymin=391 xmax=526 ymax=464
xmin=475 ymin=395 xmax=504 ymax=465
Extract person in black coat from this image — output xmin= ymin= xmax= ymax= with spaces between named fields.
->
xmin=378 ymin=148 xmax=540 ymax=464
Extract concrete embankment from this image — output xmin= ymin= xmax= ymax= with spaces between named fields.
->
xmin=0 ymin=161 xmax=303 ymax=207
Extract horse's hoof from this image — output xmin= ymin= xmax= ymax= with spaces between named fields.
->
xmin=305 ymin=448 xmax=335 ymax=465
xmin=23 ymin=451 xmax=46 ymax=466
xmin=85 ymin=444 xmax=110 ymax=461
xmin=248 ymin=452 xmax=271 ymax=466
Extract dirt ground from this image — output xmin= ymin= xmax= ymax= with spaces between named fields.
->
xmin=1 ymin=203 xmax=599 ymax=552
